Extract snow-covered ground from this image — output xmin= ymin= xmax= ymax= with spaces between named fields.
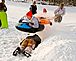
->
xmin=0 ymin=1 xmax=76 ymax=61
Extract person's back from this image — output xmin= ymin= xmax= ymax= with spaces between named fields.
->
xmin=30 ymin=1 xmax=37 ymax=15
xmin=26 ymin=34 xmax=41 ymax=49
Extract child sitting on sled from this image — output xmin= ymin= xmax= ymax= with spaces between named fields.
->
xmin=34 ymin=8 xmax=52 ymax=25
xmin=13 ymin=34 xmax=41 ymax=57
xmin=19 ymin=10 xmax=39 ymax=28
xmin=17 ymin=10 xmax=44 ymax=33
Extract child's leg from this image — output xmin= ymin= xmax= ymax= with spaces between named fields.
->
xmin=25 ymin=47 xmax=33 ymax=53
xmin=20 ymin=39 xmax=28 ymax=52
xmin=22 ymin=47 xmax=32 ymax=57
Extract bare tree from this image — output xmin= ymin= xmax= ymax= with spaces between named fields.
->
xmin=48 ymin=0 xmax=51 ymax=4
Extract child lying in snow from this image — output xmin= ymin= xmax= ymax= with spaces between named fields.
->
xmin=13 ymin=34 xmax=41 ymax=57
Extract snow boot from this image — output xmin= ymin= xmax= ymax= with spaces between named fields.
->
xmin=22 ymin=51 xmax=31 ymax=58
xmin=50 ymin=22 xmax=52 ymax=26
xmin=13 ymin=47 xmax=21 ymax=56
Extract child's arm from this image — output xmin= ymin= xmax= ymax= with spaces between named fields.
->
xmin=54 ymin=8 xmax=60 ymax=15
xmin=4 ymin=4 xmax=7 ymax=12
xmin=32 ymin=44 xmax=36 ymax=50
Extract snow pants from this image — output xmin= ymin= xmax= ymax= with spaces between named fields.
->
xmin=0 ymin=12 xmax=8 ymax=28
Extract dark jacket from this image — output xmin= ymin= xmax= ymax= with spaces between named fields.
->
xmin=0 ymin=3 xmax=7 ymax=12
xmin=22 ymin=34 xmax=41 ymax=49
xmin=30 ymin=5 xmax=37 ymax=15
xmin=20 ymin=34 xmax=41 ymax=49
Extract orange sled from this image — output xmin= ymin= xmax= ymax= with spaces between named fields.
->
xmin=39 ymin=19 xmax=52 ymax=25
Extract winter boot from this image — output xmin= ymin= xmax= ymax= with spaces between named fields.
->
xmin=22 ymin=51 xmax=31 ymax=58
xmin=13 ymin=47 xmax=21 ymax=56
xmin=50 ymin=22 xmax=52 ymax=26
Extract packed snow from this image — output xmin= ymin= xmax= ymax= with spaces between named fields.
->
xmin=0 ymin=1 xmax=76 ymax=61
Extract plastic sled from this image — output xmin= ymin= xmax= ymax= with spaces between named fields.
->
xmin=16 ymin=22 xmax=45 ymax=33
xmin=39 ymin=19 xmax=52 ymax=25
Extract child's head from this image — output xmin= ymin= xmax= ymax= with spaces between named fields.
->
xmin=0 ymin=0 xmax=5 ymax=3
xmin=43 ymin=8 xmax=47 ymax=13
xmin=2 ymin=0 xmax=5 ymax=3
xmin=60 ymin=3 xmax=64 ymax=9
xmin=33 ymin=1 xmax=36 ymax=5
xmin=26 ymin=11 xmax=32 ymax=20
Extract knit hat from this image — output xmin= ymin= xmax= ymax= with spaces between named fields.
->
xmin=26 ymin=11 xmax=32 ymax=17
xmin=43 ymin=8 xmax=47 ymax=12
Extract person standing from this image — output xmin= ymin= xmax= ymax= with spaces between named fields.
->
xmin=0 ymin=0 xmax=8 ymax=28
xmin=30 ymin=1 xmax=37 ymax=15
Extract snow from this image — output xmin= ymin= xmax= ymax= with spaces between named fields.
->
xmin=0 ymin=1 xmax=76 ymax=61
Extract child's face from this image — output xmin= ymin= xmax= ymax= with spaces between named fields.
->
xmin=27 ymin=16 xmax=32 ymax=20
xmin=43 ymin=11 xmax=47 ymax=13
xmin=60 ymin=4 xmax=64 ymax=9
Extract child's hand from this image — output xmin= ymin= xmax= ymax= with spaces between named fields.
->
xmin=29 ymin=23 xmax=34 ymax=27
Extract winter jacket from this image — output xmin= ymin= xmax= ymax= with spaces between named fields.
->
xmin=19 ymin=16 xmax=39 ymax=28
xmin=30 ymin=16 xmax=39 ymax=28
xmin=0 ymin=3 xmax=7 ymax=12
xmin=26 ymin=34 xmax=41 ymax=49
xmin=54 ymin=7 xmax=65 ymax=16
xmin=20 ymin=34 xmax=41 ymax=50
xmin=30 ymin=5 xmax=37 ymax=15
